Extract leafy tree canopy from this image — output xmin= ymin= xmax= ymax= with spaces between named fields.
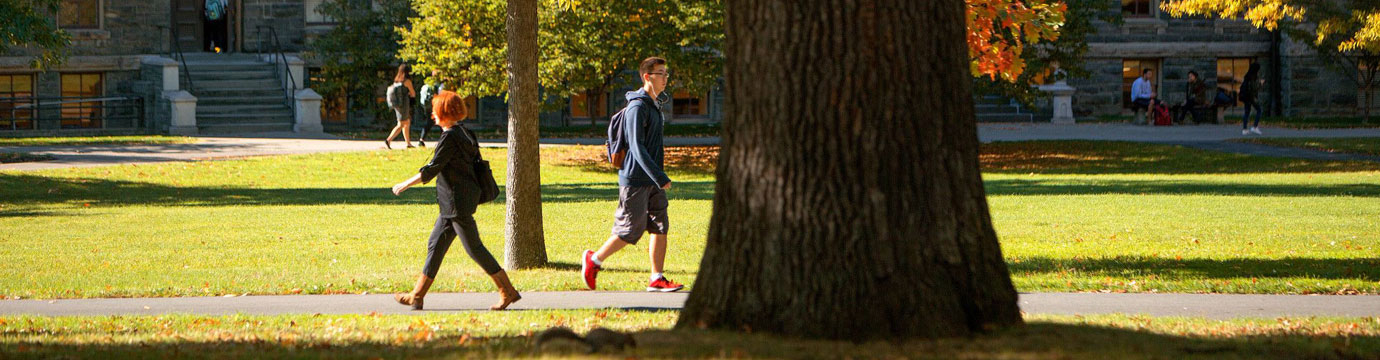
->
xmin=1161 ymin=0 xmax=1380 ymax=53
xmin=0 ymin=0 xmax=71 ymax=69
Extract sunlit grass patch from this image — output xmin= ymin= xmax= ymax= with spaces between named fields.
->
xmin=1236 ymin=137 xmax=1380 ymax=157
xmin=0 ymin=135 xmax=195 ymax=147
xmin=2 ymin=312 xmax=1377 ymax=358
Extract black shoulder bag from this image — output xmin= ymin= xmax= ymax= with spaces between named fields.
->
xmin=462 ymin=126 xmax=500 ymax=204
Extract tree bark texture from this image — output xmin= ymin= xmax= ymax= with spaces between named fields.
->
xmin=503 ymin=0 xmax=547 ymax=269
xmin=676 ymin=0 xmax=1021 ymax=340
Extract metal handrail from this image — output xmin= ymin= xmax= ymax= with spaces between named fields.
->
xmin=2 ymin=96 xmax=145 ymax=131
xmin=255 ymin=25 xmax=297 ymax=109
xmin=159 ymin=24 xmax=196 ymax=93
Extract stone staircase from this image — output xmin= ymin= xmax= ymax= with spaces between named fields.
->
xmin=180 ymin=53 xmax=294 ymax=134
xmin=976 ymin=94 xmax=1047 ymax=123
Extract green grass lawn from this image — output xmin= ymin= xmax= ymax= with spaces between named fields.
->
xmin=1 ymin=141 xmax=1378 ymax=299
xmin=2 ymin=312 xmax=1377 ymax=358
xmin=0 ymin=135 xmax=195 ymax=147
xmin=1235 ymin=137 xmax=1380 ymax=157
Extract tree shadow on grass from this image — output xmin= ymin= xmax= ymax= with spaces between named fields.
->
xmin=1009 ymin=256 xmax=1380 ymax=282
xmin=980 ymin=140 xmax=1380 ymax=175
xmin=3 ymin=322 xmax=1376 ymax=358
xmin=0 ymin=172 xmax=715 ymax=211
xmin=984 ymin=178 xmax=1380 ymax=197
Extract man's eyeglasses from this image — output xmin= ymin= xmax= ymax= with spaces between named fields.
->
xmin=648 ymin=72 xmax=671 ymax=78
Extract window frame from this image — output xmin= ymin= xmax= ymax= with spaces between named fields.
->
xmin=0 ymin=74 xmax=38 ymax=130
xmin=570 ymin=90 xmax=610 ymax=119
xmin=304 ymin=0 xmax=337 ymax=25
xmin=671 ymin=90 xmax=710 ymax=117
xmin=57 ymin=0 xmax=103 ymax=30
xmin=1121 ymin=0 xmax=1156 ymax=18
xmin=60 ymin=72 xmax=105 ymax=129
xmin=1121 ymin=59 xmax=1162 ymax=110
xmin=1216 ymin=57 xmax=1254 ymax=106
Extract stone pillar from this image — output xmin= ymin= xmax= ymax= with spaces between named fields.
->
xmin=141 ymin=56 xmax=196 ymax=134
xmin=293 ymin=88 xmax=324 ymax=134
xmin=1039 ymin=79 xmax=1077 ymax=124
xmin=165 ymin=90 xmax=198 ymax=135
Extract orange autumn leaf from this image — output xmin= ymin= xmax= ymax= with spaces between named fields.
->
xmin=966 ymin=0 xmax=1066 ymax=81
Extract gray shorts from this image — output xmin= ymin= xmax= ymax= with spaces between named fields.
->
xmin=611 ymin=185 xmax=668 ymax=245
xmin=393 ymin=103 xmax=411 ymax=123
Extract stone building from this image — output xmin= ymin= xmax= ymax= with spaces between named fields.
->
xmin=1063 ymin=0 xmax=1375 ymax=120
xmin=0 ymin=0 xmax=723 ymax=136
xmin=1 ymin=0 xmax=326 ymax=135
xmin=3 ymin=0 xmax=1370 ymax=136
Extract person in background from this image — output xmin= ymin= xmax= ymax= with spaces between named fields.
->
xmin=1239 ymin=63 xmax=1265 ymax=135
xmin=417 ymin=70 xmax=446 ymax=147
xmin=384 ymin=64 xmax=417 ymax=149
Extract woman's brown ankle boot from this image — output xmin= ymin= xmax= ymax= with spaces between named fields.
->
xmin=488 ymin=270 xmax=521 ymax=311
xmin=394 ymin=274 xmax=433 ymax=310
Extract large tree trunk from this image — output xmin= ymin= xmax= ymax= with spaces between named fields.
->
xmin=502 ymin=0 xmax=546 ymax=268
xmin=676 ymin=0 xmax=1021 ymax=341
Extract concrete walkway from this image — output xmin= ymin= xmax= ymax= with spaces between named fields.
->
xmin=2 ymin=292 xmax=1376 ymax=319
xmin=0 ymin=133 xmax=718 ymax=171
xmin=4 ymin=124 xmax=1379 ymax=172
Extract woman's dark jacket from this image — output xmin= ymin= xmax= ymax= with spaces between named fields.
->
xmin=418 ymin=126 xmax=481 ymax=218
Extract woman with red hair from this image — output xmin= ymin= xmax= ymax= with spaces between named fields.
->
xmin=390 ymin=90 xmax=520 ymax=311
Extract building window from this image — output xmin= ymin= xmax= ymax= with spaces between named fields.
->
xmin=0 ymin=74 xmax=36 ymax=130
xmin=463 ymin=95 xmax=478 ymax=121
xmin=570 ymin=90 xmax=608 ymax=119
xmin=59 ymin=0 xmax=101 ymax=29
xmin=60 ymin=73 xmax=103 ymax=129
xmin=1122 ymin=59 xmax=1161 ymax=109
xmin=1121 ymin=0 xmax=1154 ymax=17
xmin=305 ymin=0 xmax=335 ymax=24
xmin=672 ymin=91 xmax=709 ymax=117
xmin=1217 ymin=58 xmax=1253 ymax=105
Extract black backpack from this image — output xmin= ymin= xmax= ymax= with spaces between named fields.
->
xmin=604 ymin=99 xmax=645 ymax=169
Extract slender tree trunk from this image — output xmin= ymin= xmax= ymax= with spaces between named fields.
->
xmin=1364 ymin=62 xmax=1376 ymax=125
xmin=1365 ymin=86 xmax=1373 ymax=124
xmin=587 ymin=88 xmax=602 ymax=129
xmin=676 ymin=0 xmax=1021 ymax=341
xmin=503 ymin=0 xmax=546 ymax=268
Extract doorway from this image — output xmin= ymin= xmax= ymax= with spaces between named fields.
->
xmin=171 ymin=0 xmax=231 ymax=52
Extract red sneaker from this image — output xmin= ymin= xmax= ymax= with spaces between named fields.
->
xmin=581 ymin=250 xmax=601 ymax=290
xmin=646 ymin=276 xmax=684 ymax=292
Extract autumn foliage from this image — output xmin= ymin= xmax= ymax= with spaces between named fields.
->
xmin=967 ymin=0 xmax=1067 ymax=81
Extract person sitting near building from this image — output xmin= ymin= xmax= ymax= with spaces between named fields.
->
xmin=1130 ymin=68 xmax=1159 ymax=125
xmin=1174 ymin=70 xmax=1208 ymax=124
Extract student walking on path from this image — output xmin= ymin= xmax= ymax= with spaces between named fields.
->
xmin=390 ymin=90 xmax=521 ymax=311
xmin=581 ymin=57 xmax=684 ymax=293
xmin=384 ymin=64 xmax=417 ymax=149
xmin=417 ymin=70 xmax=446 ymax=147
xmin=1240 ymin=63 xmax=1265 ymax=135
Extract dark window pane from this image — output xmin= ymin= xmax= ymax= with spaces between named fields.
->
xmin=1121 ymin=0 xmax=1152 ymax=16
xmin=60 ymin=73 xmax=103 ymax=128
xmin=59 ymin=0 xmax=99 ymax=29
xmin=672 ymin=91 xmax=708 ymax=116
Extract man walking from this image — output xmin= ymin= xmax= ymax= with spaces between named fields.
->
xmin=581 ymin=57 xmax=682 ymax=292
xmin=417 ymin=70 xmax=445 ymax=147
